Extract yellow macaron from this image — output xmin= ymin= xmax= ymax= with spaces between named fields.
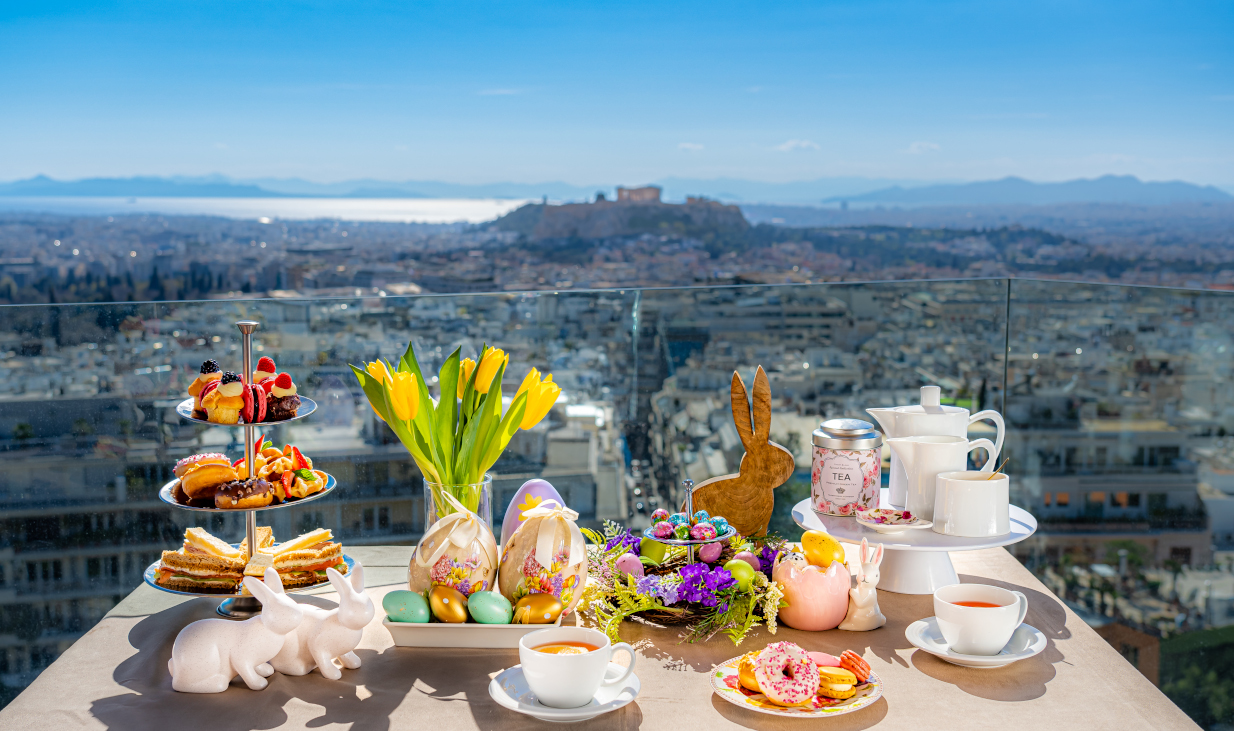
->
xmin=817 ymin=666 xmax=858 ymax=699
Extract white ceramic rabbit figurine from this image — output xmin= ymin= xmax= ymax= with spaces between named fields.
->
xmin=839 ymin=538 xmax=887 ymax=631
xmin=168 ymin=568 xmax=304 ymax=693
xmin=271 ymin=562 xmax=373 ymax=680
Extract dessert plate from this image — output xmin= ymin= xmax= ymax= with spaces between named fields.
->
xmin=158 ymin=473 xmax=337 ymax=512
xmin=640 ymin=525 xmax=738 ymax=546
xmin=710 ymin=655 xmax=882 ymax=718
xmin=906 ymin=617 xmax=1047 ymax=668
xmin=489 ymin=663 xmax=639 ymax=723
xmin=855 ymin=508 xmax=932 ymax=534
xmin=142 ymin=550 xmax=355 ymax=598
xmin=176 ymin=396 xmax=318 ymax=425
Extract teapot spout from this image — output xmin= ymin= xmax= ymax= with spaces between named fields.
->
xmin=866 ymin=407 xmax=898 ymax=437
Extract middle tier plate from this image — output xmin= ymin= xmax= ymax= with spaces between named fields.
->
xmin=159 ymin=473 xmax=337 ymax=512
xmin=176 ymin=396 xmax=318 ymax=425
xmin=144 ymin=551 xmax=356 ymax=599
xmin=640 ymin=525 xmax=737 ymax=546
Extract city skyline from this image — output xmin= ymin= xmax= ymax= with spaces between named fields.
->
xmin=1 ymin=1 xmax=1231 ymax=186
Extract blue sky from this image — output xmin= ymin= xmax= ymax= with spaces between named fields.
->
xmin=1 ymin=0 xmax=1231 ymax=185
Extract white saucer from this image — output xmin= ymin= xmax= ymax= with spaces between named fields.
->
xmin=906 ymin=617 xmax=1047 ymax=668
xmin=488 ymin=663 xmax=640 ymax=723
xmin=855 ymin=516 xmax=933 ymax=534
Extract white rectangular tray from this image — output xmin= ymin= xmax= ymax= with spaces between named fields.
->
xmin=382 ymin=615 xmax=564 ymax=648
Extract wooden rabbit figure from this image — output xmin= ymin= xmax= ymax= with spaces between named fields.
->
xmin=690 ymin=366 xmax=795 ymax=536
xmin=839 ymin=538 xmax=886 ymax=631
xmin=168 ymin=568 xmax=304 ymax=693
xmin=271 ymin=562 xmax=374 ymax=680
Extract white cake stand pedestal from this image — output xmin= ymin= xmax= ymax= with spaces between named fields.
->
xmin=791 ymin=490 xmax=1037 ymax=595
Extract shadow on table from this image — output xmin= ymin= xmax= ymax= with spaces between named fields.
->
xmin=904 ymin=573 xmax=1068 ymax=702
xmin=711 ymin=694 xmax=888 ymax=729
xmin=88 ymin=593 xmax=419 ymax=731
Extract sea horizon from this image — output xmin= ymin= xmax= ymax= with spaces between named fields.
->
xmin=0 ymin=196 xmax=532 ymax=224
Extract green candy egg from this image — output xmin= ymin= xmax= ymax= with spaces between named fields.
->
xmin=468 ymin=590 xmax=514 ymax=624
xmin=383 ymin=590 xmax=430 ymax=623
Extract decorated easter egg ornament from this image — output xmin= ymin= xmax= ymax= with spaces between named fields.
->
xmin=468 ymin=591 xmax=514 ymax=624
xmin=699 ymin=542 xmax=724 ymax=563
xmin=499 ymin=478 xmax=566 ymax=549
xmin=383 ymin=590 xmax=430 ymax=623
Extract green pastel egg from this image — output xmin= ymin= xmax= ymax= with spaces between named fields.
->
xmin=383 ymin=590 xmax=430 ymax=623
xmin=640 ymin=537 xmax=667 ymax=564
xmin=467 ymin=590 xmax=514 ymax=624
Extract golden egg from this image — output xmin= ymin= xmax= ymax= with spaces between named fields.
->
xmin=429 ymin=585 xmax=469 ymax=623
xmin=512 ymin=593 xmax=563 ymax=624
xmin=737 ymin=651 xmax=761 ymax=692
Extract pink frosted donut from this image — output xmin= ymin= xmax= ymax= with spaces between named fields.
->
xmin=753 ymin=641 xmax=818 ymax=707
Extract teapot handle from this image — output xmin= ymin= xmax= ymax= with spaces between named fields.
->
xmin=969 ymin=410 xmax=1004 ymax=465
xmin=968 ymin=438 xmax=997 ymax=472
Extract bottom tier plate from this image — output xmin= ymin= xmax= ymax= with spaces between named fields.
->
xmin=143 ymin=550 xmax=355 ymax=598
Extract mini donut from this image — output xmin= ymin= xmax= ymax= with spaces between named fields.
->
xmin=839 ymin=650 xmax=871 ymax=683
xmin=753 ymin=641 xmax=819 ymax=708
xmin=215 ymin=479 xmax=274 ymax=509
xmin=180 ymin=462 xmax=239 ymax=500
xmin=737 ymin=651 xmax=761 ymax=692
xmin=817 ymin=666 xmax=858 ymax=699
xmin=174 ymin=453 xmax=229 ymax=479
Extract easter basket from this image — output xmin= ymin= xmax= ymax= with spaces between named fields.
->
xmin=577 ymin=521 xmax=786 ymax=645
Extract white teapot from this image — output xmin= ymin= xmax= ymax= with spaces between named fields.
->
xmin=867 ymin=386 xmax=1004 ymax=508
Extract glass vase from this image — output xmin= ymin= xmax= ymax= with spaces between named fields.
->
xmin=424 ymin=474 xmax=493 ymax=531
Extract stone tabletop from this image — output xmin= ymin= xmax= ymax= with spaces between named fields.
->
xmin=0 ymin=546 xmax=1198 ymax=730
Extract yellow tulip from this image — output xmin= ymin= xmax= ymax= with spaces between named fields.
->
xmin=365 ymin=360 xmax=390 ymax=385
xmin=518 ymin=372 xmax=560 ymax=430
xmin=473 ymin=347 xmax=507 ymax=394
xmin=457 ymin=357 xmax=476 ymax=399
xmin=389 ymin=371 xmax=419 ymax=421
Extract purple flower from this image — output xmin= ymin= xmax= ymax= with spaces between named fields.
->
xmin=677 ymin=563 xmax=735 ymax=607
xmin=606 ymin=530 xmax=642 ymax=553
xmin=758 ymin=544 xmax=779 ymax=580
xmin=635 ymin=574 xmax=680 ymax=605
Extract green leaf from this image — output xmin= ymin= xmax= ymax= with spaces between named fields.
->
xmin=294 ymin=468 xmax=316 ymax=480
xmin=433 ymin=348 xmax=461 ymax=483
xmin=477 ymin=390 xmax=527 ymax=477
xmin=350 ymin=364 xmax=390 ymax=422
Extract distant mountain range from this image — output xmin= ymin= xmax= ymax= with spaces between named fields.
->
xmin=0 ymin=173 xmax=1228 ymax=207
xmin=824 ymin=175 xmax=1232 ymax=206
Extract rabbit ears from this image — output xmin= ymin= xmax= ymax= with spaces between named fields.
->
xmin=730 ymin=366 xmax=772 ymax=446
xmin=243 ymin=567 xmax=287 ymax=603
xmin=326 ymin=561 xmax=364 ymax=596
xmin=859 ymin=539 xmax=884 ymax=566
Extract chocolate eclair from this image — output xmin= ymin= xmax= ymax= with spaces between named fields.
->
xmin=215 ymin=478 xmax=274 ymax=509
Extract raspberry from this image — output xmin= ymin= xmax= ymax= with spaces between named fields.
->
xmin=274 ymin=372 xmax=293 ymax=389
xmin=256 ymin=356 xmax=276 ymax=372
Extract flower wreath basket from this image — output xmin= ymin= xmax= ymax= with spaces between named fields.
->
xmin=577 ymin=521 xmax=787 ymax=645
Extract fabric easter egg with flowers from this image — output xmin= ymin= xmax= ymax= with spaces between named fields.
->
xmin=498 ymin=500 xmax=588 ymax=615
xmin=408 ymin=495 xmax=498 ymax=599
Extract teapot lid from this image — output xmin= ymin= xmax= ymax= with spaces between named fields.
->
xmin=893 ymin=386 xmax=967 ymax=415
xmin=813 ymin=418 xmax=882 ymax=450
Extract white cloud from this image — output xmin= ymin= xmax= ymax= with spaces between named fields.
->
xmin=905 ymin=141 xmax=941 ymax=154
xmin=478 ymin=88 xmax=520 ymax=96
xmin=678 ymin=142 xmax=704 ymax=151
xmin=775 ymin=139 xmax=820 ymax=152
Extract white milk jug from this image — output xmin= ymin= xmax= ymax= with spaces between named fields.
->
xmin=885 ymin=435 xmax=998 ymax=521
xmin=867 ymin=386 xmax=1004 ymax=508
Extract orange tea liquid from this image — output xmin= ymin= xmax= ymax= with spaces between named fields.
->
xmin=533 ymin=641 xmax=601 ymax=655
xmin=952 ymin=601 xmax=1004 ymax=608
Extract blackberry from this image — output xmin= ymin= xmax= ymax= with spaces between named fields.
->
xmin=200 ymin=359 xmax=220 ymax=374
xmin=220 ymin=371 xmax=242 ymax=385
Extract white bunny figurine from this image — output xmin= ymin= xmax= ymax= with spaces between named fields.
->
xmin=270 ymin=562 xmax=373 ymax=680
xmin=839 ymin=538 xmax=887 ymax=631
xmin=168 ymin=567 xmax=304 ymax=693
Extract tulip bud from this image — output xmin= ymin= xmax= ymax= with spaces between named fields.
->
xmin=457 ymin=357 xmax=476 ymax=399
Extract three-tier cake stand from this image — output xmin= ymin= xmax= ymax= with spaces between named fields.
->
xmin=142 ymin=320 xmax=352 ymax=618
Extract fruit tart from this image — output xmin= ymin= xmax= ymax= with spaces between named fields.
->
xmin=187 ymin=360 xmax=222 ymax=417
xmin=202 ymin=372 xmax=246 ymax=424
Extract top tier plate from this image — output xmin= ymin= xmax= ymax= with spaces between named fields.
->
xmin=176 ymin=396 xmax=317 ymax=426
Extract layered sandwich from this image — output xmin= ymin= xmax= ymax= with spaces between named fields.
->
xmin=243 ymin=528 xmax=346 ymax=590
xmin=156 ymin=527 xmax=245 ymax=593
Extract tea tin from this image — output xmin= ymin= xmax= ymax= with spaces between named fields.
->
xmin=811 ymin=418 xmax=882 ymax=517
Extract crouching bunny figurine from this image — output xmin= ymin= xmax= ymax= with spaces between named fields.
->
xmin=839 ymin=538 xmax=887 ymax=631
xmin=168 ymin=568 xmax=304 ymax=693
xmin=271 ymin=562 xmax=373 ymax=680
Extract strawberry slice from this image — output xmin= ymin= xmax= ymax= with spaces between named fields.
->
xmin=291 ymin=446 xmax=309 ymax=471
xmin=232 ymin=457 xmax=244 ymax=468
xmin=281 ymin=470 xmax=293 ymax=492
xmin=253 ymin=432 xmax=265 ymax=454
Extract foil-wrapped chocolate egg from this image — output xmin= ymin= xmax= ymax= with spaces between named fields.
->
xmin=512 ymin=593 xmax=564 ymax=624
xmin=652 ymin=521 xmax=674 ymax=539
xmin=429 ymin=585 xmax=469 ymax=623
xmin=690 ymin=523 xmax=717 ymax=541
xmin=709 ymin=517 xmax=730 ymax=534
xmin=673 ymin=524 xmax=691 ymax=540
xmin=650 ymin=508 xmax=670 ymax=523
xmin=691 ymin=510 xmax=711 ymax=525
xmin=668 ymin=512 xmax=688 ymax=527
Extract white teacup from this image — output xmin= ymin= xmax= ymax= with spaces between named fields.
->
xmin=933 ymin=471 xmax=1010 ymax=538
xmin=518 ymin=626 xmax=637 ymax=709
xmin=933 ymin=584 xmax=1028 ymax=656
